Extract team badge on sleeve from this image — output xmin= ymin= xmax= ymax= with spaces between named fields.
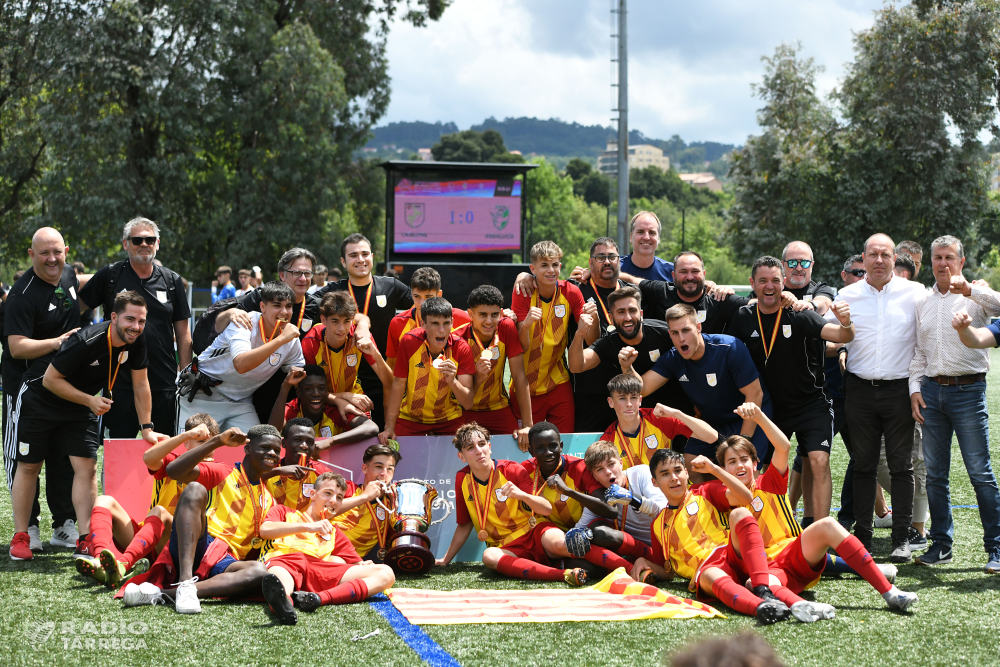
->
xmin=706 ymin=373 xmax=717 ymax=387
xmin=376 ymin=295 xmax=387 ymax=308
xmin=554 ymin=304 xmax=566 ymax=318
xmin=783 ymin=325 xmax=792 ymax=338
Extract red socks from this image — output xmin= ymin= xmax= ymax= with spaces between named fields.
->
xmin=317 ymin=579 xmax=369 ymax=606
xmin=732 ymin=516 xmax=771 ymax=588
xmin=836 ymin=534 xmax=891 ymax=594
xmin=584 ymin=546 xmax=632 ymax=572
xmin=89 ymin=507 xmax=122 ymax=559
xmin=495 ymin=554 xmax=566 ymax=582
xmin=711 ymin=576 xmax=764 ymax=616
xmin=617 ymin=532 xmax=653 ymax=560
xmin=121 ymin=515 xmax=164 ymax=569
xmin=771 ymin=585 xmax=805 ymax=607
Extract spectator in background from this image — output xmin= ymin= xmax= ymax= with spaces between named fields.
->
xmin=894 ymin=254 xmax=916 ymax=281
xmin=235 ymin=269 xmax=253 ymax=298
xmin=211 ymin=266 xmax=236 ymax=303
xmin=782 ymin=241 xmax=835 ymax=314
xmin=896 ymin=240 xmax=923 ymax=278
xmin=308 ymin=264 xmax=327 ymax=294
xmin=328 ymin=267 xmax=343 ymax=283
xmin=619 ymin=211 xmax=674 ymax=282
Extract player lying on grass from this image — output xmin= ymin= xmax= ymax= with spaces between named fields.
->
xmin=629 ymin=449 xmax=803 ymax=624
xmin=119 ymin=425 xmax=312 ymax=614
xmin=435 ymin=423 xmax=629 ymax=584
xmin=76 ymin=413 xmax=220 ymax=588
xmin=259 ymin=472 xmax=396 ymax=625
xmin=720 ymin=403 xmax=918 ymax=614
xmin=269 ymin=365 xmax=378 ymax=449
xmin=331 ymin=443 xmax=400 ymax=563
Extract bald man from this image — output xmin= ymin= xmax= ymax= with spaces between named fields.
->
xmin=3 ymin=228 xmax=90 ymax=552
xmin=827 ymin=233 xmax=927 ymax=562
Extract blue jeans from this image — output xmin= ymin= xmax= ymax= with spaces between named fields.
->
xmin=920 ymin=379 xmax=1000 ymax=553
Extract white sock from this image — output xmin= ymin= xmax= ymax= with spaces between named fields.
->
xmin=881 ymin=585 xmax=899 ymax=601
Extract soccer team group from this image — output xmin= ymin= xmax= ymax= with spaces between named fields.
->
xmin=10 ymin=212 xmax=996 ymax=627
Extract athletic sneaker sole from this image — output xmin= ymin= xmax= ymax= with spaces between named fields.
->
xmin=262 ymin=574 xmax=297 ymax=625
xmin=756 ymin=600 xmax=791 ymax=625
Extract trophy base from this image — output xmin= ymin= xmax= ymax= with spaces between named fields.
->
xmin=385 ymin=531 xmax=435 ymax=575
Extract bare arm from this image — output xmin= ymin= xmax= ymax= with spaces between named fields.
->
xmin=503 ymin=481 xmax=552 ymax=515
xmin=335 ymin=482 xmax=384 ymax=514
xmin=131 ymin=367 xmax=162 ymax=443
xmin=509 ymin=353 xmax=533 ymax=450
xmin=143 ymin=425 xmax=208 ymax=471
xmin=8 ymin=331 xmax=78 ymax=359
xmin=165 ymin=429 xmax=245 ymax=483
xmin=448 ymin=373 xmax=475 ymax=410
xmin=315 ymin=417 xmax=379 ymax=450
xmin=42 ymin=363 xmax=110 ymax=416
xmin=736 ymin=403 xmax=789 ymax=475
xmin=379 ymin=376 xmax=407 ymax=442
xmin=737 ymin=379 xmax=764 ymax=438
xmin=232 ymin=324 xmax=299 ymax=374
xmin=953 ymin=311 xmax=997 ymax=349
xmin=690 ymin=455 xmax=753 ymax=506
xmin=260 ymin=518 xmax=332 ymax=540
xmin=652 ymin=404 xmax=718 ymax=444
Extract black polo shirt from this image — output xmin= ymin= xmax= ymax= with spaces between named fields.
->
xmin=571 ymin=278 xmax=625 ymax=395
xmin=22 ymin=322 xmax=148 ymax=419
xmin=729 ymin=304 xmax=831 ymax=419
xmin=2 ymin=265 xmax=81 ymax=391
xmin=80 ymin=261 xmax=190 ymax=393
xmin=636 ymin=280 xmax=748 ymax=333
xmin=315 ymin=276 xmax=412 ymax=393
xmin=787 ymin=280 xmax=836 ymax=307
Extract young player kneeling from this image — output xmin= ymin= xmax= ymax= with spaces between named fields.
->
xmin=259 ymin=472 xmax=395 ymax=625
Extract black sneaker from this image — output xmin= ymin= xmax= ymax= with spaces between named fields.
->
xmin=916 ymin=543 xmax=953 ymax=566
xmin=291 ymin=590 xmax=322 ymax=612
xmin=985 ymin=548 xmax=1000 ymax=574
xmin=262 ymin=573 xmax=297 ymax=625
xmin=752 ymin=585 xmax=781 ymax=603
xmin=755 ymin=600 xmax=791 ymax=625
xmin=907 ymin=527 xmax=928 ymax=551
xmin=889 ymin=539 xmax=912 ymax=563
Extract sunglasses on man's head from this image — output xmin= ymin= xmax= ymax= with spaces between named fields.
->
xmin=129 ymin=236 xmax=157 ymax=246
xmin=785 ymin=259 xmax=812 ymax=269
xmin=848 ymin=268 xmax=866 ymax=277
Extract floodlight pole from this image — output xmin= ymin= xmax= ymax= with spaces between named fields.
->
xmin=616 ymin=0 xmax=628 ymax=251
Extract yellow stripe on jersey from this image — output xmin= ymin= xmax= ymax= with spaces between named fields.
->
xmin=265 ymin=470 xmax=321 ymax=513
xmin=652 ymin=491 xmax=729 ymax=589
xmin=747 ymin=478 xmax=802 ymax=559
xmin=312 ymin=336 xmax=365 ymax=395
xmin=260 ymin=509 xmax=340 ymax=562
xmin=520 ymin=288 xmax=573 ymax=396
xmin=205 ymin=465 xmax=274 ymax=560
xmin=460 ymin=469 xmax=533 ymax=547
xmin=400 ymin=343 xmax=462 ymax=424
xmin=149 ymin=476 xmax=188 ymax=515
xmin=290 ymin=403 xmax=343 ymax=439
xmin=611 ymin=415 xmax=675 ymax=469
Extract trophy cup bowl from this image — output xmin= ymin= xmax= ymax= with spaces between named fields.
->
xmin=383 ymin=479 xmax=451 ymax=575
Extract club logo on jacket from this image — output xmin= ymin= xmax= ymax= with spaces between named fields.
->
xmin=706 ymin=373 xmax=717 ymax=387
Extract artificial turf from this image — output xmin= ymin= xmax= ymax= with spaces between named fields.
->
xmin=4 ymin=358 xmax=1000 ymax=666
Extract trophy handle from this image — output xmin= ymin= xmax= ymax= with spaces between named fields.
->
xmin=429 ymin=496 xmax=452 ymax=525
xmin=374 ymin=482 xmax=396 ymax=515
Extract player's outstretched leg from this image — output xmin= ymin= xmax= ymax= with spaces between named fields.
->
xmin=541 ymin=527 xmax=632 ymax=574
xmin=701 ymin=567 xmax=789 ymax=625
xmin=482 ymin=547 xmax=588 ymax=586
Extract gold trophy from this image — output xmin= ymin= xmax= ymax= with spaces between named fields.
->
xmin=375 ymin=479 xmax=451 ymax=575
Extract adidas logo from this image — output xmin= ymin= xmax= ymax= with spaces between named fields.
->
xmin=415 ymin=362 xmax=425 ymax=369
xmin=750 ymin=330 xmax=760 ymax=338
xmin=679 ymin=374 xmax=689 ymax=382
xmin=90 ymin=360 xmax=99 ymax=366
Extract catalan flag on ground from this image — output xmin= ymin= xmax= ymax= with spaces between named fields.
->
xmin=384 ymin=568 xmax=725 ymax=624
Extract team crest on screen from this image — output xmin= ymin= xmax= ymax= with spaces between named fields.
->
xmin=269 ymin=352 xmax=281 ymax=366
xmin=554 ymin=304 xmax=566 ymax=318
xmin=404 ymin=203 xmax=425 ymax=228
xmin=376 ymin=295 xmax=387 ymax=308
xmin=118 ymin=350 xmax=129 ymax=364
xmin=783 ymin=325 xmax=792 ymax=338
xmin=644 ymin=434 xmax=658 ymax=449
xmin=751 ymin=496 xmax=765 ymax=512
xmin=649 ymin=350 xmax=660 ymax=362
xmin=685 ymin=501 xmax=700 ymax=516
xmin=495 ymin=488 xmax=509 ymax=502
xmin=320 ymin=426 xmax=333 ymax=438
xmin=697 ymin=310 xmax=707 ymax=323
xmin=346 ymin=354 xmax=358 ymax=367
xmin=706 ymin=373 xmax=717 ymax=387
xmin=491 ymin=205 xmax=510 ymax=231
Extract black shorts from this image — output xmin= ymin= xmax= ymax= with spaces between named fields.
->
xmin=777 ymin=405 xmax=834 ymax=463
xmin=16 ymin=402 xmax=100 ymax=463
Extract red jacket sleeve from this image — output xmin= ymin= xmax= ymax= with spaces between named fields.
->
xmin=195 ymin=461 xmax=233 ymax=489
xmin=333 ymin=528 xmax=363 ymax=564
xmin=455 ymin=470 xmax=471 ymax=524
xmin=264 ymin=504 xmax=291 ymax=522
xmin=451 ymin=308 xmax=471 ymax=328
xmin=386 ymin=314 xmax=407 ymax=361
xmin=499 ymin=317 xmax=523 ymax=357
xmin=453 ymin=337 xmax=476 ymax=376
xmin=504 ymin=461 xmax=534 ymax=495
xmin=150 ymin=451 xmax=179 ymax=479
xmin=393 ymin=334 xmax=419 ymax=378
xmin=511 ymin=289 xmax=530 ymax=321
xmin=755 ymin=463 xmax=789 ymax=495
xmin=601 ymin=422 xmax=616 ymax=443
xmin=697 ymin=480 xmax=733 ymax=512
xmin=649 ymin=412 xmax=693 ymax=440
xmin=564 ymin=282 xmax=586 ymax=321
xmin=284 ymin=400 xmax=299 ymax=422
xmin=300 ymin=327 xmax=321 ymax=365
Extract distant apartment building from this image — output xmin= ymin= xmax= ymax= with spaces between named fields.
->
xmin=598 ymin=142 xmax=671 ymax=176
xmin=417 ymin=148 xmax=433 ymax=161
xmin=679 ymin=172 xmax=723 ymax=192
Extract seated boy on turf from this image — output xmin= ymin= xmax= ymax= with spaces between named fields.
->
xmin=601 ymin=374 xmax=718 ymax=468
xmin=259 ymin=472 xmax=396 ymax=625
xmin=520 ymin=422 xmax=604 ymax=531
xmin=386 ymin=267 xmax=470 ymax=370
xmin=331 ymin=443 xmax=400 ymax=562
xmin=629 ymin=449 xmax=797 ymax=624
xmin=381 ymin=297 xmax=475 ymax=439
xmin=119 ymin=425 xmax=312 ymax=614
xmin=456 ymin=285 xmax=534 ymax=450
xmin=720 ymin=402 xmax=918 ymax=614
xmin=301 ymin=291 xmax=393 ymax=419
xmin=76 ymin=413 xmax=220 ymax=588
xmin=269 ymin=365 xmax=378 ymax=448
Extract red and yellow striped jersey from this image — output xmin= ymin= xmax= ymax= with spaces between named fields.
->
xmin=601 ymin=408 xmax=694 ymax=469
xmin=259 ymin=504 xmax=361 ymax=562
xmin=393 ymin=329 xmax=475 ymax=424
xmin=148 ymin=452 xmax=190 ymax=515
xmin=745 ymin=465 xmax=801 ymax=559
xmin=454 ymin=318 xmax=523 ymax=411
xmin=650 ymin=483 xmax=730 ymax=590
xmin=196 ymin=461 xmax=275 ymax=561
xmin=455 ymin=459 xmax=535 ymax=547
xmin=386 ymin=307 xmax=471 ymax=361
xmin=263 ymin=459 xmax=336 ymax=513
xmin=511 ymin=281 xmax=585 ymax=396
xmin=301 ymin=324 xmax=376 ymax=395
xmin=520 ymin=455 xmax=599 ymax=530
xmin=332 ymin=480 xmax=394 ymax=558
xmin=283 ymin=399 xmax=345 ymax=439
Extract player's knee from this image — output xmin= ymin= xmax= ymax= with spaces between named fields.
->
xmin=241 ymin=561 xmax=268 ymax=582
xmin=730 ymin=507 xmax=752 ymax=523
xmin=16 ymin=461 xmax=43 ymax=478
xmin=591 ymin=524 xmax=617 ymax=547
xmin=147 ymin=505 xmax=171 ymax=522
xmin=812 ymin=516 xmax=844 ymax=539
xmin=482 ymin=547 xmax=504 ymax=569
xmin=94 ymin=495 xmax=116 ymax=509
xmin=375 ymin=564 xmax=396 ymax=587
xmin=178 ymin=481 xmax=208 ymax=507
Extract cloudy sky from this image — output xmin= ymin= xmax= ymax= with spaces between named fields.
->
xmin=382 ymin=0 xmax=886 ymax=145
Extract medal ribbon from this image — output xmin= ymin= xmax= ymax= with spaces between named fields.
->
xmin=588 ymin=278 xmax=613 ymax=326
xmin=470 ymin=463 xmax=499 ymax=540
xmin=662 ymin=490 xmax=691 ymax=570
xmin=365 ymin=500 xmax=390 ymax=554
xmin=259 ymin=315 xmax=281 ymax=343
xmin=755 ymin=305 xmax=783 ymax=365
xmin=294 ymin=298 xmax=306 ymax=330
xmin=106 ymin=327 xmax=123 ymax=400
xmin=350 ymin=281 xmax=373 ymax=317
xmin=614 ymin=417 xmax=646 ymax=470
xmin=320 ymin=328 xmax=354 ymax=394
xmin=237 ymin=465 xmax=264 ymax=549
xmin=530 ymin=281 xmax=560 ymax=346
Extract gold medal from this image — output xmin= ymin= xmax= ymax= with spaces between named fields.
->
xmin=477 ymin=529 xmax=489 ymax=542
xmin=251 ymin=536 xmax=263 ymax=549
xmin=378 ymin=548 xmax=387 ymax=561
xmin=528 ymin=516 xmax=537 ymax=527
xmin=606 ymin=325 xmax=616 ymax=333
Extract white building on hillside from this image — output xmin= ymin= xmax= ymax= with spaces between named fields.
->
xmin=598 ymin=143 xmax=671 ymax=176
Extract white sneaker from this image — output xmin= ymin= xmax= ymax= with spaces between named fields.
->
xmin=878 ymin=563 xmax=898 ymax=584
xmin=874 ymin=512 xmax=893 ymax=529
xmin=26 ymin=526 xmax=43 ymax=552
xmin=174 ymin=577 xmax=201 ymax=614
xmin=123 ymin=582 xmax=165 ymax=607
xmin=882 ymin=586 xmax=918 ymax=612
xmin=790 ymin=600 xmax=836 ymax=622
xmin=50 ymin=520 xmax=79 ymax=548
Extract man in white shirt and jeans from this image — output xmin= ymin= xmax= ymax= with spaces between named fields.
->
xmin=177 ymin=281 xmax=305 ymax=432
xmin=909 ymin=235 xmax=1000 ymax=572
xmin=832 ymin=233 xmax=927 ymax=562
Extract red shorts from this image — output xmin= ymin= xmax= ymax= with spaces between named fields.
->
xmin=769 ymin=535 xmax=824 ymax=593
xmin=693 ymin=538 xmax=749 ymax=595
xmin=499 ymin=522 xmax=561 ymax=566
xmin=266 ymin=552 xmax=356 ymax=591
xmin=395 ymin=415 xmax=465 ymax=436
xmin=463 ymin=406 xmax=519 ymax=436
xmin=112 ymin=518 xmax=144 ymax=553
xmin=509 ymin=381 xmax=574 ymax=433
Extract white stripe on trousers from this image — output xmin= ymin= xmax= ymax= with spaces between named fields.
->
xmin=3 ymin=384 xmax=29 ymax=491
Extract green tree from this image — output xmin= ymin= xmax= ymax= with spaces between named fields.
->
xmin=431 ymin=129 xmax=525 ymax=163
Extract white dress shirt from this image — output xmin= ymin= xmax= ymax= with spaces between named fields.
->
xmin=908 ymin=283 xmax=1000 ymax=394
xmin=829 ymin=275 xmax=927 ymax=381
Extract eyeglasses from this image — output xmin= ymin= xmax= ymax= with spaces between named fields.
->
xmin=848 ymin=268 xmax=866 ymax=277
xmin=785 ymin=259 xmax=813 ymax=269
xmin=129 ymin=236 xmax=157 ymax=246
xmin=285 ymin=270 xmax=314 ymax=279
xmin=592 ymin=254 xmax=620 ymax=264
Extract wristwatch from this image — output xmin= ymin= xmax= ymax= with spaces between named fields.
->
xmin=140 ymin=422 xmax=154 ymax=431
